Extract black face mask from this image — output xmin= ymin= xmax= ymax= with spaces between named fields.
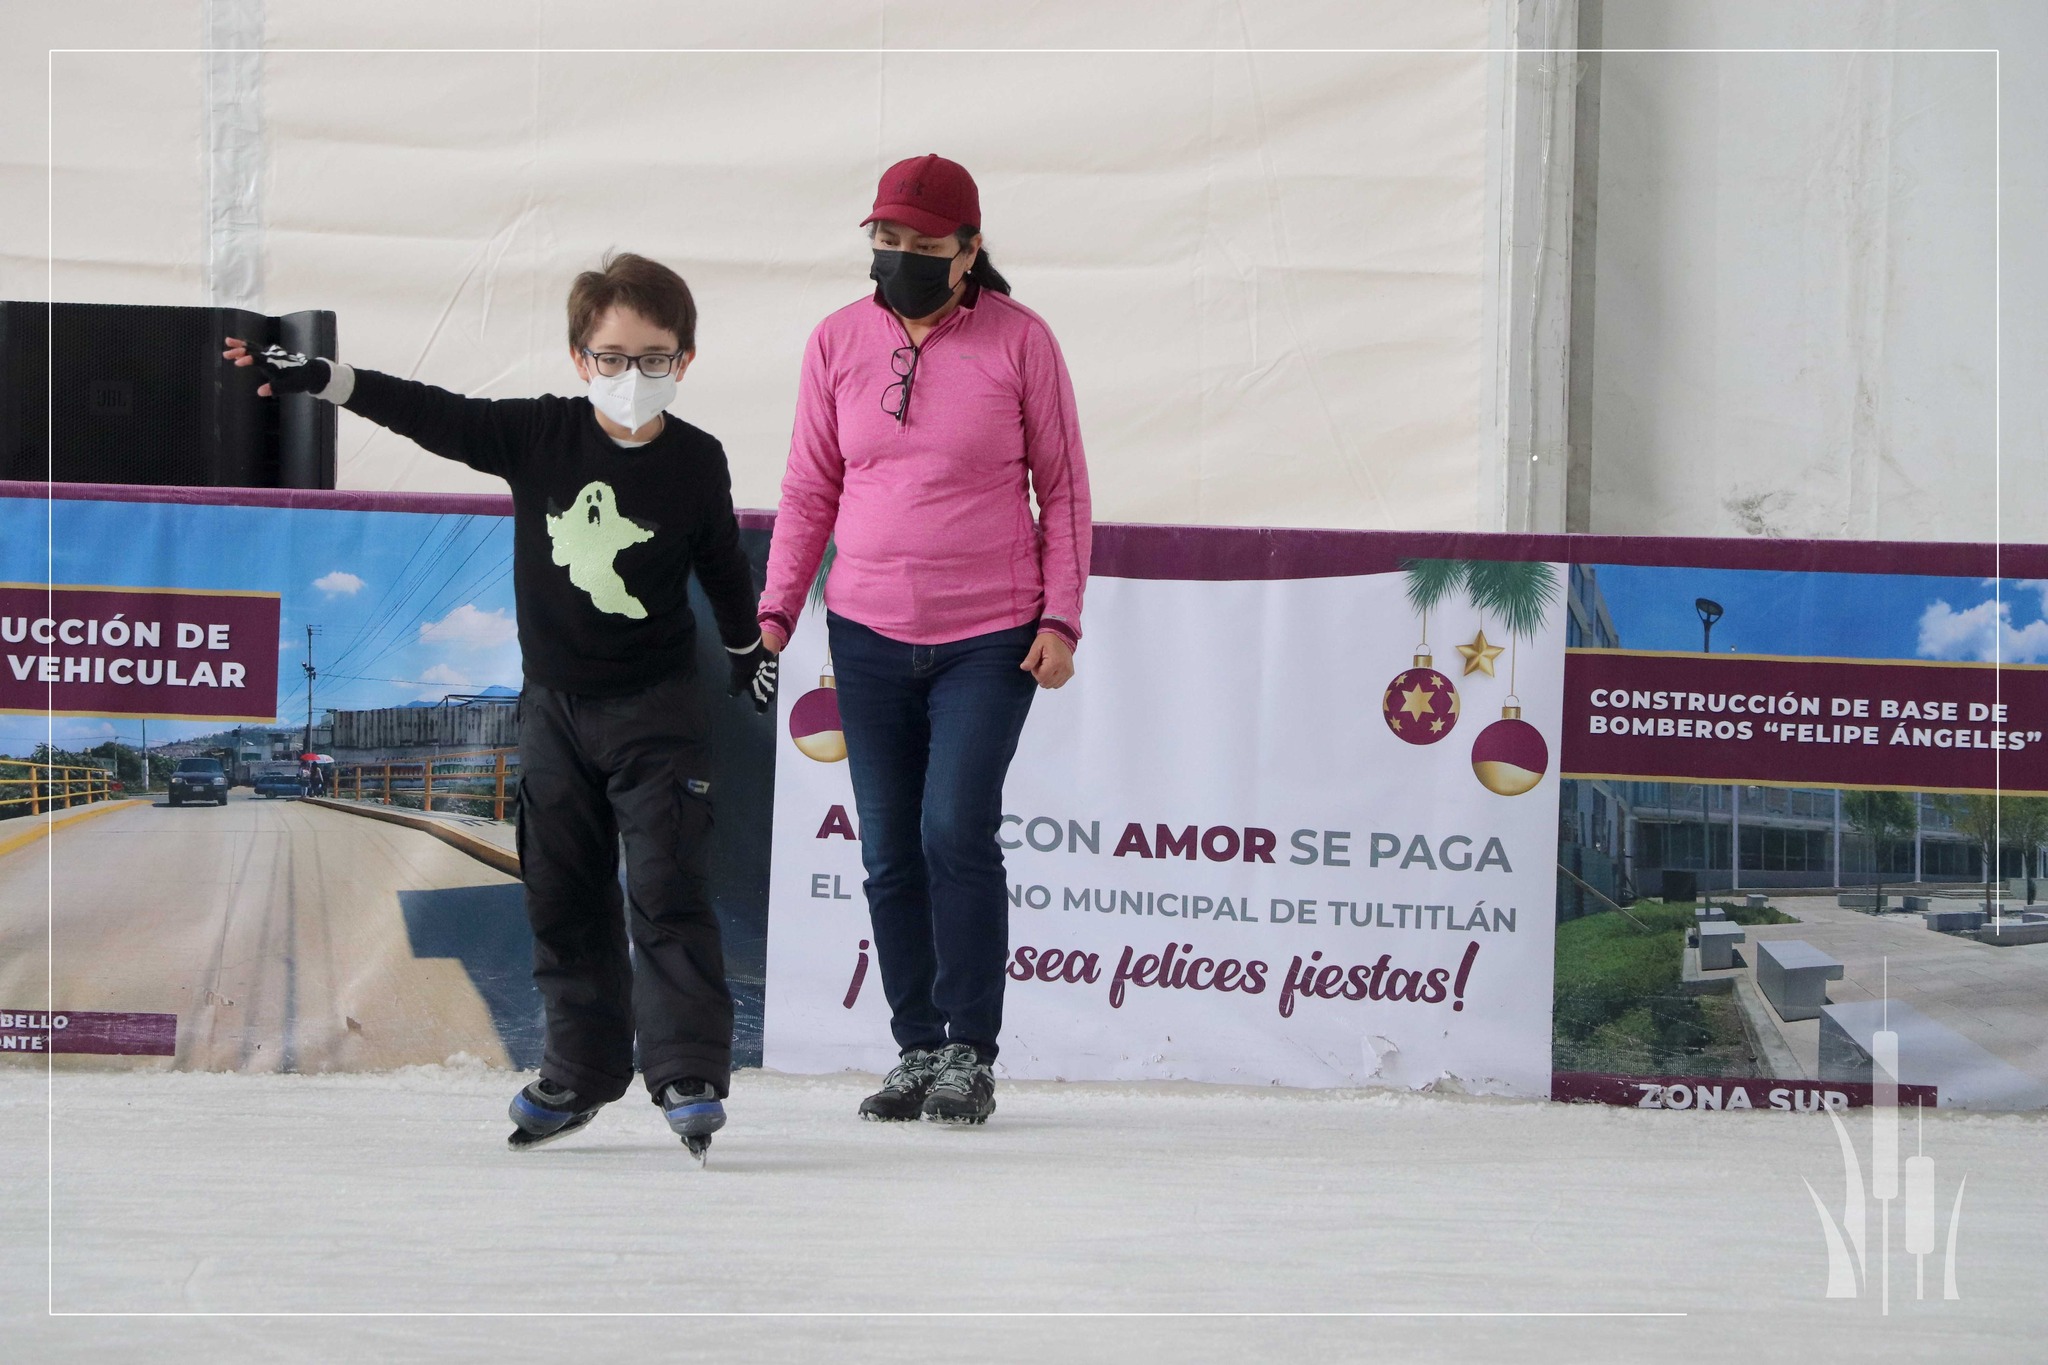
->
xmin=870 ymin=248 xmax=960 ymax=320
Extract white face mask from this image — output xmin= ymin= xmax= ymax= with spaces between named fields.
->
xmin=588 ymin=367 xmax=676 ymax=433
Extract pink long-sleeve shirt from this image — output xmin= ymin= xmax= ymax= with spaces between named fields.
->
xmin=758 ymin=285 xmax=1092 ymax=650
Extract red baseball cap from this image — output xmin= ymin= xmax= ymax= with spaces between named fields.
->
xmin=861 ymin=154 xmax=981 ymax=239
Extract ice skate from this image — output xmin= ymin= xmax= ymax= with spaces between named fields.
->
xmin=857 ymin=1048 xmax=942 ymax=1122
xmin=507 ymin=1077 xmax=603 ymax=1149
xmin=656 ymin=1078 xmax=726 ymax=1165
xmin=920 ymin=1043 xmax=995 ymax=1125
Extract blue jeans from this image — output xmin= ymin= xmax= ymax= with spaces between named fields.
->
xmin=828 ymin=612 xmax=1039 ymax=1061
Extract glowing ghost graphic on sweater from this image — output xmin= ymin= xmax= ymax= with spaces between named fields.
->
xmin=545 ymin=481 xmax=656 ymax=618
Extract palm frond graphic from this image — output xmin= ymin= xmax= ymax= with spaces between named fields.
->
xmin=1463 ymin=560 xmax=1559 ymax=640
xmin=1400 ymin=559 xmax=1466 ymax=616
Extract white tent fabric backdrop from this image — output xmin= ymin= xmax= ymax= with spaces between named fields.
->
xmin=1586 ymin=8 xmax=2016 ymax=543
xmin=6 ymin=1 xmax=2039 ymax=540
xmin=17 ymin=3 xmax=1496 ymax=529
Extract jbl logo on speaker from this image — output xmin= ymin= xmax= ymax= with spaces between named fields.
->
xmin=88 ymin=379 xmax=133 ymax=416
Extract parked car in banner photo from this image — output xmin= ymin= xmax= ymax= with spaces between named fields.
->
xmin=249 ymin=761 xmax=305 ymax=800
xmin=166 ymin=757 xmax=229 ymax=807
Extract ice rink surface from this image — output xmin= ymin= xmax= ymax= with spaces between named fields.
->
xmin=2 ymin=1065 xmax=2042 ymax=1363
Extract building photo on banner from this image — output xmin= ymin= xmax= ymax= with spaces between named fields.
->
xmin=5 ymin=2 xmax=2047 ymax=1359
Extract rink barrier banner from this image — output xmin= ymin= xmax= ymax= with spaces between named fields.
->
xmin=9 ymin=482 xmax=2048 ymax=1110
xmin=768 ymin=519 xmax=2048 ymax=1107
xmin=0 ymin=1010 xmax=177 ymax=1056
xmin=1551 ymin=1071 xmax=1937 ymax=1112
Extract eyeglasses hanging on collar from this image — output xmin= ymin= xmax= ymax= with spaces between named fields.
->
xmin=882 ymin=344 xmax=920 ymax=425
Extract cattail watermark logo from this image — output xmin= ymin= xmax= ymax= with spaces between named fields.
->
xmin=1804 ymin=973 xmax=1967 ymax=1308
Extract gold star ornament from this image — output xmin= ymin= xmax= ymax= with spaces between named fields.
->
xmin=1456 ymin=630 xmax=1505 ymax=677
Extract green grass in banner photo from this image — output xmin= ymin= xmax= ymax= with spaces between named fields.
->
xmin=1552 ymin=898 xmax=1796 ymax=1079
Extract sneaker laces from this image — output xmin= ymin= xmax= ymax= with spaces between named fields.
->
xmin=882 ymin=1050 xmax=934 ymax=1093
xmin=929 ymin=1043 xmax=979 ymax=1094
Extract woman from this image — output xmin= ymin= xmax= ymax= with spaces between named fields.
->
xmin=759 ymin=153 xmax=1092 ymax=1125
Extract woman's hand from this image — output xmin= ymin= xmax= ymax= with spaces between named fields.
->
xmin=760 ymin=625 xmax=787 ymax=655
xmin=1021 ymin=632 xmax=1075 ymax=689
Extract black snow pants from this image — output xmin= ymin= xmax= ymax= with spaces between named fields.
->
xmin=517 ymin=670 xmax=732 ymax=1102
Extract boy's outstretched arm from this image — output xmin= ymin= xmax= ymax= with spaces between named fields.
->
xmin=224 ymin=336 xmax=539 ymax=478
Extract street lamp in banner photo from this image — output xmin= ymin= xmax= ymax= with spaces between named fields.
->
xmin=1696 ymin=597 xmax=1724 ymax=653
xmin=1697 ymin=598 xmax=1724 ymax=896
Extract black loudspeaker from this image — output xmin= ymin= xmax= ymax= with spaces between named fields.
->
xmin=0 ymin=301 xmax=337 ymax=488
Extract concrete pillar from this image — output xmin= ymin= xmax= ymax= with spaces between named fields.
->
xmin=1483 ymin=0 xmax=1582 ymax=533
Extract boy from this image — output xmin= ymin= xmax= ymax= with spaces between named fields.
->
xmin=225 ymin=252 xmax=778 ymax=1158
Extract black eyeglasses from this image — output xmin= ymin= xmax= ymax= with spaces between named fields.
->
xmin=581 ymin=348 xmax=687 ymax=378
xmin=882 ymin=345 xmax=920 ymax=424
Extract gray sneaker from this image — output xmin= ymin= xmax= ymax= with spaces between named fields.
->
xmin=920 ymin=1042 xmax=996 ymax=1125
xmin=859 ymin=1048 xmax=941 ymax=1122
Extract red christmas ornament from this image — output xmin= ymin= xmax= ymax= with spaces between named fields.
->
xmin=1382 ymin=652 xmax=1460 ymax=745
xmin=789 ymin=673 xmax=847 ymax=763
xmin=1471 ymin=703 xmax=1549 ymax=795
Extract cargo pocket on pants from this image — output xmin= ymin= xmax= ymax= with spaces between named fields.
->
xmin=669 ymin=776 xmax=714 ymax=882
xmin=675 ymin=776 xmax=715 ymax=834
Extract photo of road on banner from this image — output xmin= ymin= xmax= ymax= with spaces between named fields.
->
xmin=1554 ymin=560 xmax=2048 ymax=1114
xmin=0 ymin=490 xmax=776 ymax=1075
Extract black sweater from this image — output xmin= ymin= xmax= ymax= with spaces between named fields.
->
xmin=344 ymin=369 xmax=759 ymax=696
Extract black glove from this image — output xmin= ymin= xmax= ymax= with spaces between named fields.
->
xmin=250 ymin=345 xmax=332 ymax=395
xmin=727 ymin=641 xmax=778 ymax=714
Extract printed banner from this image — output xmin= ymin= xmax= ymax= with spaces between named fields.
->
xmin=0 ymin=485 xmax=774 ymax=1075
xmin=1550 ymin=561 xmax=2048 ymax=1111
xmin=767 ymin=541 xmax=2048 ymax=1109
xmin=11 ymin=484 xmax=2048 ymax=1112
xmin=1 ymin=582 xmax=281 ymax=722
xmin=766 ymin=564 xmax=1570 ymax=1095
